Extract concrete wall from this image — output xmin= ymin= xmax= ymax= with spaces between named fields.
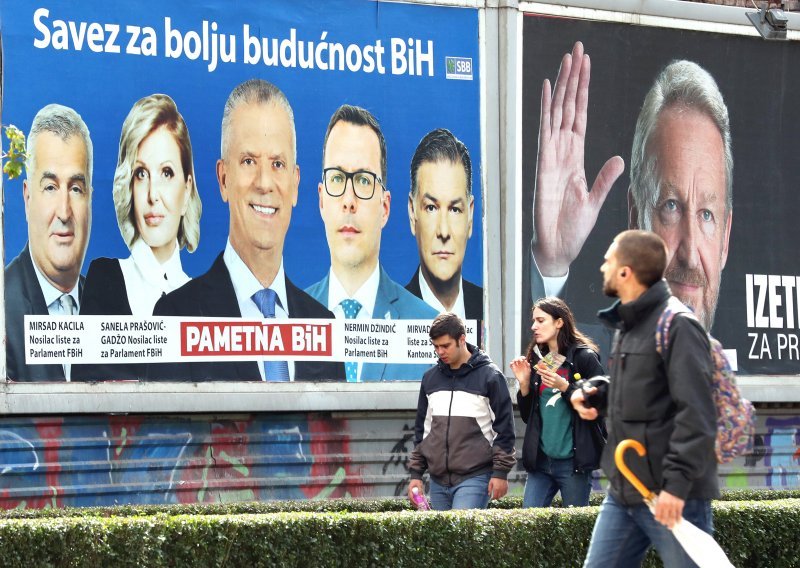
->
xmin=1 ymin=408 xmax=796 ymax=508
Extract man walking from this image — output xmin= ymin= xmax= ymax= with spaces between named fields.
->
xmin=572 ymin=230 xmax=718 ymax=567
xmin=407 ymin=312 xmax=516 ymax=510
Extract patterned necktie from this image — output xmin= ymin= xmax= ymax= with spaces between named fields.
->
xmin=60 ymin=294 xmax=76 ymax=316
xmin=251 ymin=288 xmax=290 ymax=382
xmin=340 ymin=299 xmax=362 ymax=382
xmin=57 ymin=294 xmax=76 ymax=380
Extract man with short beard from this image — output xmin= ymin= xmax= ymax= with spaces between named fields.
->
xmin=626 ymin=60 xmax=732 ymax=331
xmin=573 ymin=230 xmax=718 ymax=567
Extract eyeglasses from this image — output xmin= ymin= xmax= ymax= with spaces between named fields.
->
xmin=322 ymin=167 xmax=384 ymax=200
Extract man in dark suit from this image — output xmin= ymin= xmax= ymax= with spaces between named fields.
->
xmin=528 ymin=48 xmax=732 ymax=361
xmin=5 ymin=104 xmax=93 ymax=381
xmin=149 ymin=79 xmax=343 ymax=382
xmin=530 ymin=45 xmax=731 ymax=335
xmin=306 ymin=105 xmax=437 ymax=382
xmin=405 ymin=129 xmax=483 ymax=322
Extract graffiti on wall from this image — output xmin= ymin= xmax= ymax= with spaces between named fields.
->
xmin=382 ymin=423 xmax=415 ymax=497
xmin=0 ymin=414 xmax=361 ymax=509
xmin=3 ymin=412 xmax=799 ymax=509
xmin=761 ymin=416 xmax=800 ymax=488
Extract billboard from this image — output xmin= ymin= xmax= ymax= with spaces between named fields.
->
xmin=1 ymin=0 xmax=483 ymax=382
xmin=521 ymin=14 xmax=800 ymax=375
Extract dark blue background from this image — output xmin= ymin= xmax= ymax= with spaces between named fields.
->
xmin=2 ymin=0 xmax=482 ymax=290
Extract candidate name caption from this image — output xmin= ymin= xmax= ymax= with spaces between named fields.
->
xmin=99 ymin=335 xmax=167 ymax=359
xmin=746 ymin=274 xmax=800 ymax=360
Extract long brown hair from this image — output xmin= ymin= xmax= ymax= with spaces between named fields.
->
xmin=525 ymin=297 xmax=599 ymax=360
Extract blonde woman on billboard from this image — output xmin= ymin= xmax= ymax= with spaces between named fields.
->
xmin=74 ymin=94 xmax=202 ymax=381
xmin=80 ymin=94 xmax=202 ymax=319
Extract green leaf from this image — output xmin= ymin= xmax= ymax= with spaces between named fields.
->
xmin=3 ymin=124 xmax=27 ymax=180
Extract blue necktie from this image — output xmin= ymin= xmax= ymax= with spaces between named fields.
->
xmin=252 ymin=288 xmax=290 ymax=382
xmin=340 ymin=299 xmax=362 ymax=382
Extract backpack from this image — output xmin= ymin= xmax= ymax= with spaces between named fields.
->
xmin=655 ymin=297 xmax=755 ymax=464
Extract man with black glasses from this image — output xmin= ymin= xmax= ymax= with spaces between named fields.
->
xmin=307 ymin=105 xmax=437 ymax=382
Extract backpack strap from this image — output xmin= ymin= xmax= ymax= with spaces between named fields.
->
xmin=655 ymin=296 xmax=697 ymax=357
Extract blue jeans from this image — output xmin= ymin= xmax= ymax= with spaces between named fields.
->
xmin=429 ymin=472 xmax=491 ymax=510
xmin=523 ymin=454 xmax=591 ymax=507
xmin=584 ymin=493 xmax=714 ymax=568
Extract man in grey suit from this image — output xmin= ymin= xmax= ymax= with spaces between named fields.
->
xmin=306 ymin=105 xmax=437 ymax=382
xmin=530 ymin=44 xmax=731 ymax=334
xmin=5 ymin=104 xmax=93 ymax=381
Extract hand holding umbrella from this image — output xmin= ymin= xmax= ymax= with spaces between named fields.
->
xmin=615 ymin=439 xmax=734 ymax=568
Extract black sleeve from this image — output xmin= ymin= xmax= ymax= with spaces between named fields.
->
xmin=488 ymin=370 xmax=517 ymax=477
xmin=517 ymin=390 xmax=533 ymax=424
xmin=574 ymin=347 xmax=604 ymax=378
xmin=517 ymin=352 xmax=538 ymax=422
xmin=79 ymin=258 xmax=131 ymax=316
xmin=563 ymin=347 xmax=604 ymax=402
xmin=661 ymin=315 xmax=716 ymax=499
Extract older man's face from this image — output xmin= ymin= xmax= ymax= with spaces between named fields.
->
xmin=648 ymin=106 xmax=732 ymax=330
xmin=217 ymin=101 xmax=299 ymax=270
xmin=24 ymin=131 xmax=92 ymax=292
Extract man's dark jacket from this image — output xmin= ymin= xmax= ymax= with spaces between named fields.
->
xmin=405 ymin=266 xmax=483 ymax=321
xmin=5 ymin=245 xmax=83 ymax=381
xmin=597 ymin=280 xmax=718 ymax=506
xmin=517 ymin=343 xmax=606 ymax=473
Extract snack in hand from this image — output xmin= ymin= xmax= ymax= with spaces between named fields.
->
xmin=535 ymin=351 xmax=565 ymax=373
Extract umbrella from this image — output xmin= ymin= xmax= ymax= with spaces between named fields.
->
xmin=615 ymin=439 xmax=735 ymax=568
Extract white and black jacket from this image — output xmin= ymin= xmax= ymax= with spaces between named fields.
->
xmin=409 ymin=344 xmax=516 ymax=487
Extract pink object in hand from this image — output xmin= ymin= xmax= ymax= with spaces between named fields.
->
xmin=411 ymin=487 xmax=430 ymax=511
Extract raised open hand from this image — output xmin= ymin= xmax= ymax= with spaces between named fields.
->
xmin=531 ymin=41 xmax=624 ymax=278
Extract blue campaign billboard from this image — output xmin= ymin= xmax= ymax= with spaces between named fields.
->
xmin=1 ymin=0 xmax=483 ymax=382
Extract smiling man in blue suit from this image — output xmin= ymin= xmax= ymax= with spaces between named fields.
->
xmin=306 ymin=105 xmax=437 ymax=382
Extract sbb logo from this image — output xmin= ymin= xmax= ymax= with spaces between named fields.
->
xmin=446 ymin=56 xmax=473 ymax=80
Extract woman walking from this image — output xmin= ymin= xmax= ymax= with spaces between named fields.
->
xmin=510 ymin=297 xmax=606 ymax=507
